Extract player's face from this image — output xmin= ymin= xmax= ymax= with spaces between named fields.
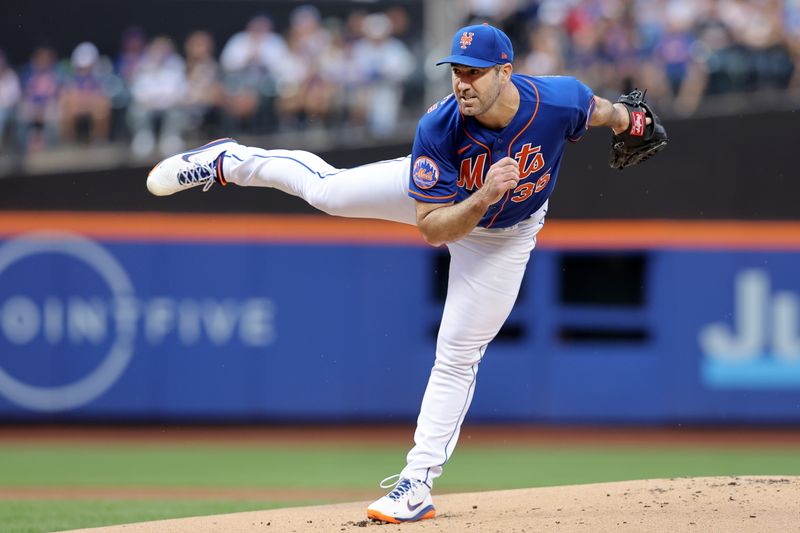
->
xmin=451 ymin=65 xmax=502 ymax=117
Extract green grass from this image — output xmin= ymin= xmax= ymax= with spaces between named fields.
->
xmin=439 ymin=446 xmax=800 ymax=490
xmin=0 ymin=444 xmax=404 ymax=489
xmin=1 ymin=442 xmax=798 ymax=532
xmin=0 ymin=500 xmax=282 ymax=533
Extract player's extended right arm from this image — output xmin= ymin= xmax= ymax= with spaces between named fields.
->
xmin=415 ymin=157 xmax=521 ymax=246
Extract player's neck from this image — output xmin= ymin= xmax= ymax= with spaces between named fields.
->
xmin=475 ymin=79 xmax=520 ymax=130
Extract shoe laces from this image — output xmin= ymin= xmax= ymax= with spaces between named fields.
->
xmin=379 ymin=474 xmax=424 ymax=501
xmin=379 ymin=473 xmax=402 ymax=489
xmin=178 ymin=162 xmax=216 ymax=192
xmin=178 ymin=151 xmax=225 ymax=192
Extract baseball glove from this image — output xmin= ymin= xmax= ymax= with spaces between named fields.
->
xmin=609 ymin=89 xmax=668 ymax=170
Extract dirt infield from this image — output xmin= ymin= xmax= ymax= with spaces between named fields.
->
xmin=60 ymin=476 xmax=799 ymax=533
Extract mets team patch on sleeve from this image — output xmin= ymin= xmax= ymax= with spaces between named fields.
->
xmin=412 ymin=156 xmax=440 ymax=189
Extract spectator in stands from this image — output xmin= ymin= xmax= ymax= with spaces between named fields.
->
xmin=343 ymin=9 xmax=368 ymax=44
xmin=4 ymin=0 xmax=800 ymax=167
xmin=184 ymin=30 xmax=223 ymax=139
xmin=566 ymin=23 xmax=613 ymax=97
xmin=741 ymin=0 xmax=793 ymax=90
xmin=287 ymin=5 xmax=331 ymax=66
xmin=631 ymin=1 xmax=702 ymax=114
xmin=59 ymin=42 xmax=112 ymax=144
xmin=220 ymin=14 xmax=288 ymax=133
xmin=17 ymin=46 xmax=61 ymax=153
xmin=651 ymin=1 xmax=696 ymax=97
xmin=112 ymin=27 xmax=148 ymax=140
xmin=385 ymin=5 xmax=412 ymax=42
xmin=220 ymin=14 xmax=287 ymax=74
xmin=519 ymin=24 xmax=566 ymax=76
xmin=275 ymin=5 xmax=336 ymax=129
xmin=127 ymin=36 xmax=187 ymax=158
xmin=0 ymin=50 xmax=21 ymax=151
xmin=349 ymin=12 xmax=414 ymax=137
xmin=789 ymin=0 xmax=800 ymax=88
xmin=461 ymin=0 xmax=520 ymax=25
xmin=598 ymin=8 xmax=641 ymax=90
xmin=116 ymin=27 xmax=148 ymax=87
xmin=313 ymin=23 xmax=351 ymax=127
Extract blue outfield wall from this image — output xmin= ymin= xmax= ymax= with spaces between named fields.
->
xmin=0 ymin=228 xmax=799 ymax=423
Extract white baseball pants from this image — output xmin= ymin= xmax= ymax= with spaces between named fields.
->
xmin=223 ymin=147 xmax=546 ymax=485
xmin=224 ymin=148 xmax=417 ymax=225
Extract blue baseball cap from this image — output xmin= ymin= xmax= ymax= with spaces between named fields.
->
xmin=436 ymin=23 xmax=514 ymax=68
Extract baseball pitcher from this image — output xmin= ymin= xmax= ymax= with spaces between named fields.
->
xmin=147 ymin=23 xmax=667 ymax=524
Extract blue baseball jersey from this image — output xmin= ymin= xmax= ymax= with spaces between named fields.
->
xmin=408 ymin=74 xmax=595 ymax=228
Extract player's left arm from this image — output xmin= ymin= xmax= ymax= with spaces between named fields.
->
xmin=589 ymin=96 xmax=633 ymax=134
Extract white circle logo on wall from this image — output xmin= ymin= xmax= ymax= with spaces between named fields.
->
xmin=0 ymin=232 xmax=135 ymax=412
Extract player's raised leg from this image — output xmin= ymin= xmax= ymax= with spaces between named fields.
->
xmin=225 ymin=147 xmax=416 ymax=225
xmin=147 ymin=140 xmax=416 ymax=225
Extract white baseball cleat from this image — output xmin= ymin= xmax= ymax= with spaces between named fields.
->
xmin=367 ymin=475 xmax=435 ymax=523
xmin=146 ymin=138 xmax=239 ymax=196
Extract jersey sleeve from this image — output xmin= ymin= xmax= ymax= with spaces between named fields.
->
xmin=407 ymin=123 xmax=459 ymax=203
xmin=567 ymin=79 xmax=595 ymax=143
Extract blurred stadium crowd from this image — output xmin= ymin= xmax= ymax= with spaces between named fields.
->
xmin=0 ymin=5 xmax=419 ymax=161
xmin=490 ymin=0 xmax=800 ymax=112
xmin=0 ymin=0 xmax=798 ymax=162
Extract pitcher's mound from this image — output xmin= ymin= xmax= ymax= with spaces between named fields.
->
xmin=64 ymin=476 xmax=799 ymax=532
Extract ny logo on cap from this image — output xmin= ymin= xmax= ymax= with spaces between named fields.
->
xmin=460 ymin=31 xmax=474 ymax=49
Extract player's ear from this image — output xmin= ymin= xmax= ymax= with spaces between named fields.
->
xmin=500 ymin=63 xmax=513 ymax=83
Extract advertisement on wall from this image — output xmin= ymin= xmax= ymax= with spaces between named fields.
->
xmin=700 ymin=268 xmax=800 ymax=389
xmin=0 ymin=230 xmax=434 ymax=418
xmin=0 ymin=232 xmax=275 ymax=412
xmin=657 ymin=251 xmax=800 ymax=422
xmin=1 ymin=224 xmax=799 ymax=423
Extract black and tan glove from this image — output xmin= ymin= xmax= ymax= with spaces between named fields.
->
xmin=609 ymin=89 xmax=668 ymax=170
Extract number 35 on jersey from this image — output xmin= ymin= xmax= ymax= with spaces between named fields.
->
xmin=458 ymin=142 xmax=551 ymax=203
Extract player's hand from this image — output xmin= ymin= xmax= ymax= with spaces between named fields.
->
xmin=480 ymin=157 xmax=520 ymax=205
